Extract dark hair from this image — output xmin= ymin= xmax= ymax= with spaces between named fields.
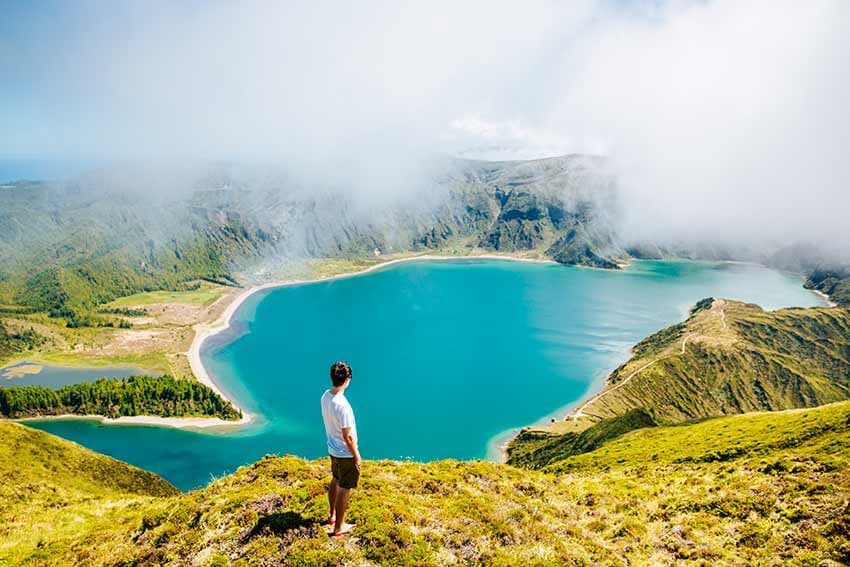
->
xmin=330 ymin=361 xmax=352 ymax=387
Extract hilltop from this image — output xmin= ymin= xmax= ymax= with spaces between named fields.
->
xmin=2 ymin=400 xmax=848 ymax=565
xmin=2 ymin=298 xmax=849 ymax=564
xmin=507 ymin=299 xmax=850 ymax=468
xmin=578 ymin=299 xmax=850 ymax=421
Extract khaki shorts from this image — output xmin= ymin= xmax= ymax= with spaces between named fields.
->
xmin=330 ymin=455 xmax=360 ymax=489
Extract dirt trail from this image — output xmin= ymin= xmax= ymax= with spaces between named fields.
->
xmin=572 ymin=332 xmax=691 ymax=421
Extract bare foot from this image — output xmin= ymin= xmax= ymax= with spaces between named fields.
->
xmin=323 ymin=516 xmax=335 ymax=526
xmin=332 ymin=522 xmax=355 ymax=538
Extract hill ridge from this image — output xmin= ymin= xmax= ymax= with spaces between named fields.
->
xmin=2 ymin=401 xmax=849 ymax=565
xmin=506 ymin=298 xmax=850 ymax=469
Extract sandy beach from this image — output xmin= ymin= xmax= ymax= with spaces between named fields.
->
xmin=16 ymin=412 xmax=250 ymax=430
xmin=812 ymin=289 xmax=838 ymax=307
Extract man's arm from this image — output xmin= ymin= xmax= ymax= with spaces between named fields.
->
xmin=341 ymin=427 xmax=361 ymax=466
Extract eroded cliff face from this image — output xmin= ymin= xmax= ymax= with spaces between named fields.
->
xmin=4 ymin=154 xmax=845 ymax=319
xmin=0 ymin=155 xmax=627 ymax=319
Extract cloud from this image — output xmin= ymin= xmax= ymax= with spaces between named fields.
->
xmin=550 ymin=0 xmax=850 ymax=250
xmin=451 ymin=1 xmax=850 ymax=251
xmin=3 ymin=0 xmax=849 ymax=252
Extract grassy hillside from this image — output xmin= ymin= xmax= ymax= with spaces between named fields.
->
xmin=0 ymin=421 xmax=177 ymax=564
xmin=506 ymin=409 xmax=658 ymax=469
xmin=0 ymin=319 xmax=46 ymax=363
xmin=507 ymin=299 xmax=850 ymax=468
xmin=590 ymin=299 xmax=850 ymax=420
xmin=2 ymin=401 xmax=849 ymax=565
xmin=806 ymin=267 xmax=850 ymax=306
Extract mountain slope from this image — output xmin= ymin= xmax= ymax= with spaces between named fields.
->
xmin=581 ymin=299 xmax=850 ymax=421
xmin=507 ymin=299 xmax=850 ymax=468
xmin=2 ymin=402 xmax=849 ymax=565
xmin=0 ymin=156 xmax=623 ymax=324
xmin=0 ymin=421 xmax=177 ymax=564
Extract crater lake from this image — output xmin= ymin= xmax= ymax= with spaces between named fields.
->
xmin=27 ymin=259 xmax=825 ymax=490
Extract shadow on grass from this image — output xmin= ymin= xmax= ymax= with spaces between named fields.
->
xmin=241 ymin=510 xmax=320 ymax=544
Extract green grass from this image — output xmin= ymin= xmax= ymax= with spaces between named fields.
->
xmin=508 ymin=299 xmax=850 ymax=469
xmin=507 ymin=409 xmax=658 ymax=469
xmin=0 ymin=422 xmax=177 ymax=565
xmin=549 ymin=401 xmax=850 ymax=473
xmin=105 ymin=282 xmax=228 ymax=308
xmin=25 ymin=351 xmax=172 ymax=375
xmin=573 ymin=300 xmax=848 ymax=424
xmin=3 ymin=401 xmax=849 ymax=565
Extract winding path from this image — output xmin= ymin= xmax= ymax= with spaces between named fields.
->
xmin=571 ymin=333 xmax=691 ymax=421
xmin=569 ymin=303 xmax=731 ymax=422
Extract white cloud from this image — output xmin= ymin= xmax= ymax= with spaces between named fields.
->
xmin=3 ymin=0 xmax=849 ymax=250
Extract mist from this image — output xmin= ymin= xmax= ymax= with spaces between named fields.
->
xmin=2 ymin=0 xmax=849 ymax=258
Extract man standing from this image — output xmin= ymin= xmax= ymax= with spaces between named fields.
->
xmin=321 ymin=360 xmax=361 ymax=537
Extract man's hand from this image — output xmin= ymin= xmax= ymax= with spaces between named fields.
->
xmin=342 ymin=427 xmax=360 ymax=467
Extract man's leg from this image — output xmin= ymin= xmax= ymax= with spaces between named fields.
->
xmin=326 ymin=478 xmax=338 ymax=524
xmin=333 ymin=487 xmax=353 ymax=535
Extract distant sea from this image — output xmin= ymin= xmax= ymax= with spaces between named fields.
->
xmin=28 ymin=259 xmax=826 ymax=491
xmin=0 ymin=158 xmax=96 ymax=183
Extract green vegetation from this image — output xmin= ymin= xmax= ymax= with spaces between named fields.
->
xmin=98 ymin=306 xmax=149 ymax=316
xmin=30 ymin=351 xmax=174 ymax=375
xmin=0 ymin=375 xmax=241 ymax=420
xmin=590 ymin=299 xmax=847 ymax=422
xmin=2 ymin=401 xmax=848 ymax=565
xmin=548 ymin=400 xmax=850 ymax=473
xmin=0 ymin=319 xmax=46 ymax=364
xmin=104 ymin=281 xmax=229 ymax=308
xmin=607 ymin=300 xmax=849 ymax=421
xmin=0 ymin=421 xmax=177 ymax=564
xmin=17 ymin=255 xmax=233 ymax=327
xmin=507 ymin=298 xmax=850 ymax=467
xmin=0 ymin=181 xmax=248 ymax=327
xmin=507 ymin=409 xmax=658 ymax=469
xmin=806 ymin=268 xmax=850 ymax=306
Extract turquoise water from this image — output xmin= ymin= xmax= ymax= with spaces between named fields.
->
xmin=28 ymin=260 xmax=824 ymax=490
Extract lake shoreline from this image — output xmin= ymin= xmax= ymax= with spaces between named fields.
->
xmin=812 ymin=289 xmax=838 ymax=308
xmin=14 ymin=412 xmax=250 ymax=430
xmin=490 ymin=275 xmax=833 ymax=463
xmin=186 ymin=253 xmax=559 ymax=429
xmin=14 ymin=254 xmax=830 ymax=447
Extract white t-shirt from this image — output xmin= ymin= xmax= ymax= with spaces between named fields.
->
xmin=320 ymin=389 xmax=358 ymax=458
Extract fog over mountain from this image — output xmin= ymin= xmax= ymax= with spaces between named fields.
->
xmin=2 ymin=0 xmax=849 ymax=260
